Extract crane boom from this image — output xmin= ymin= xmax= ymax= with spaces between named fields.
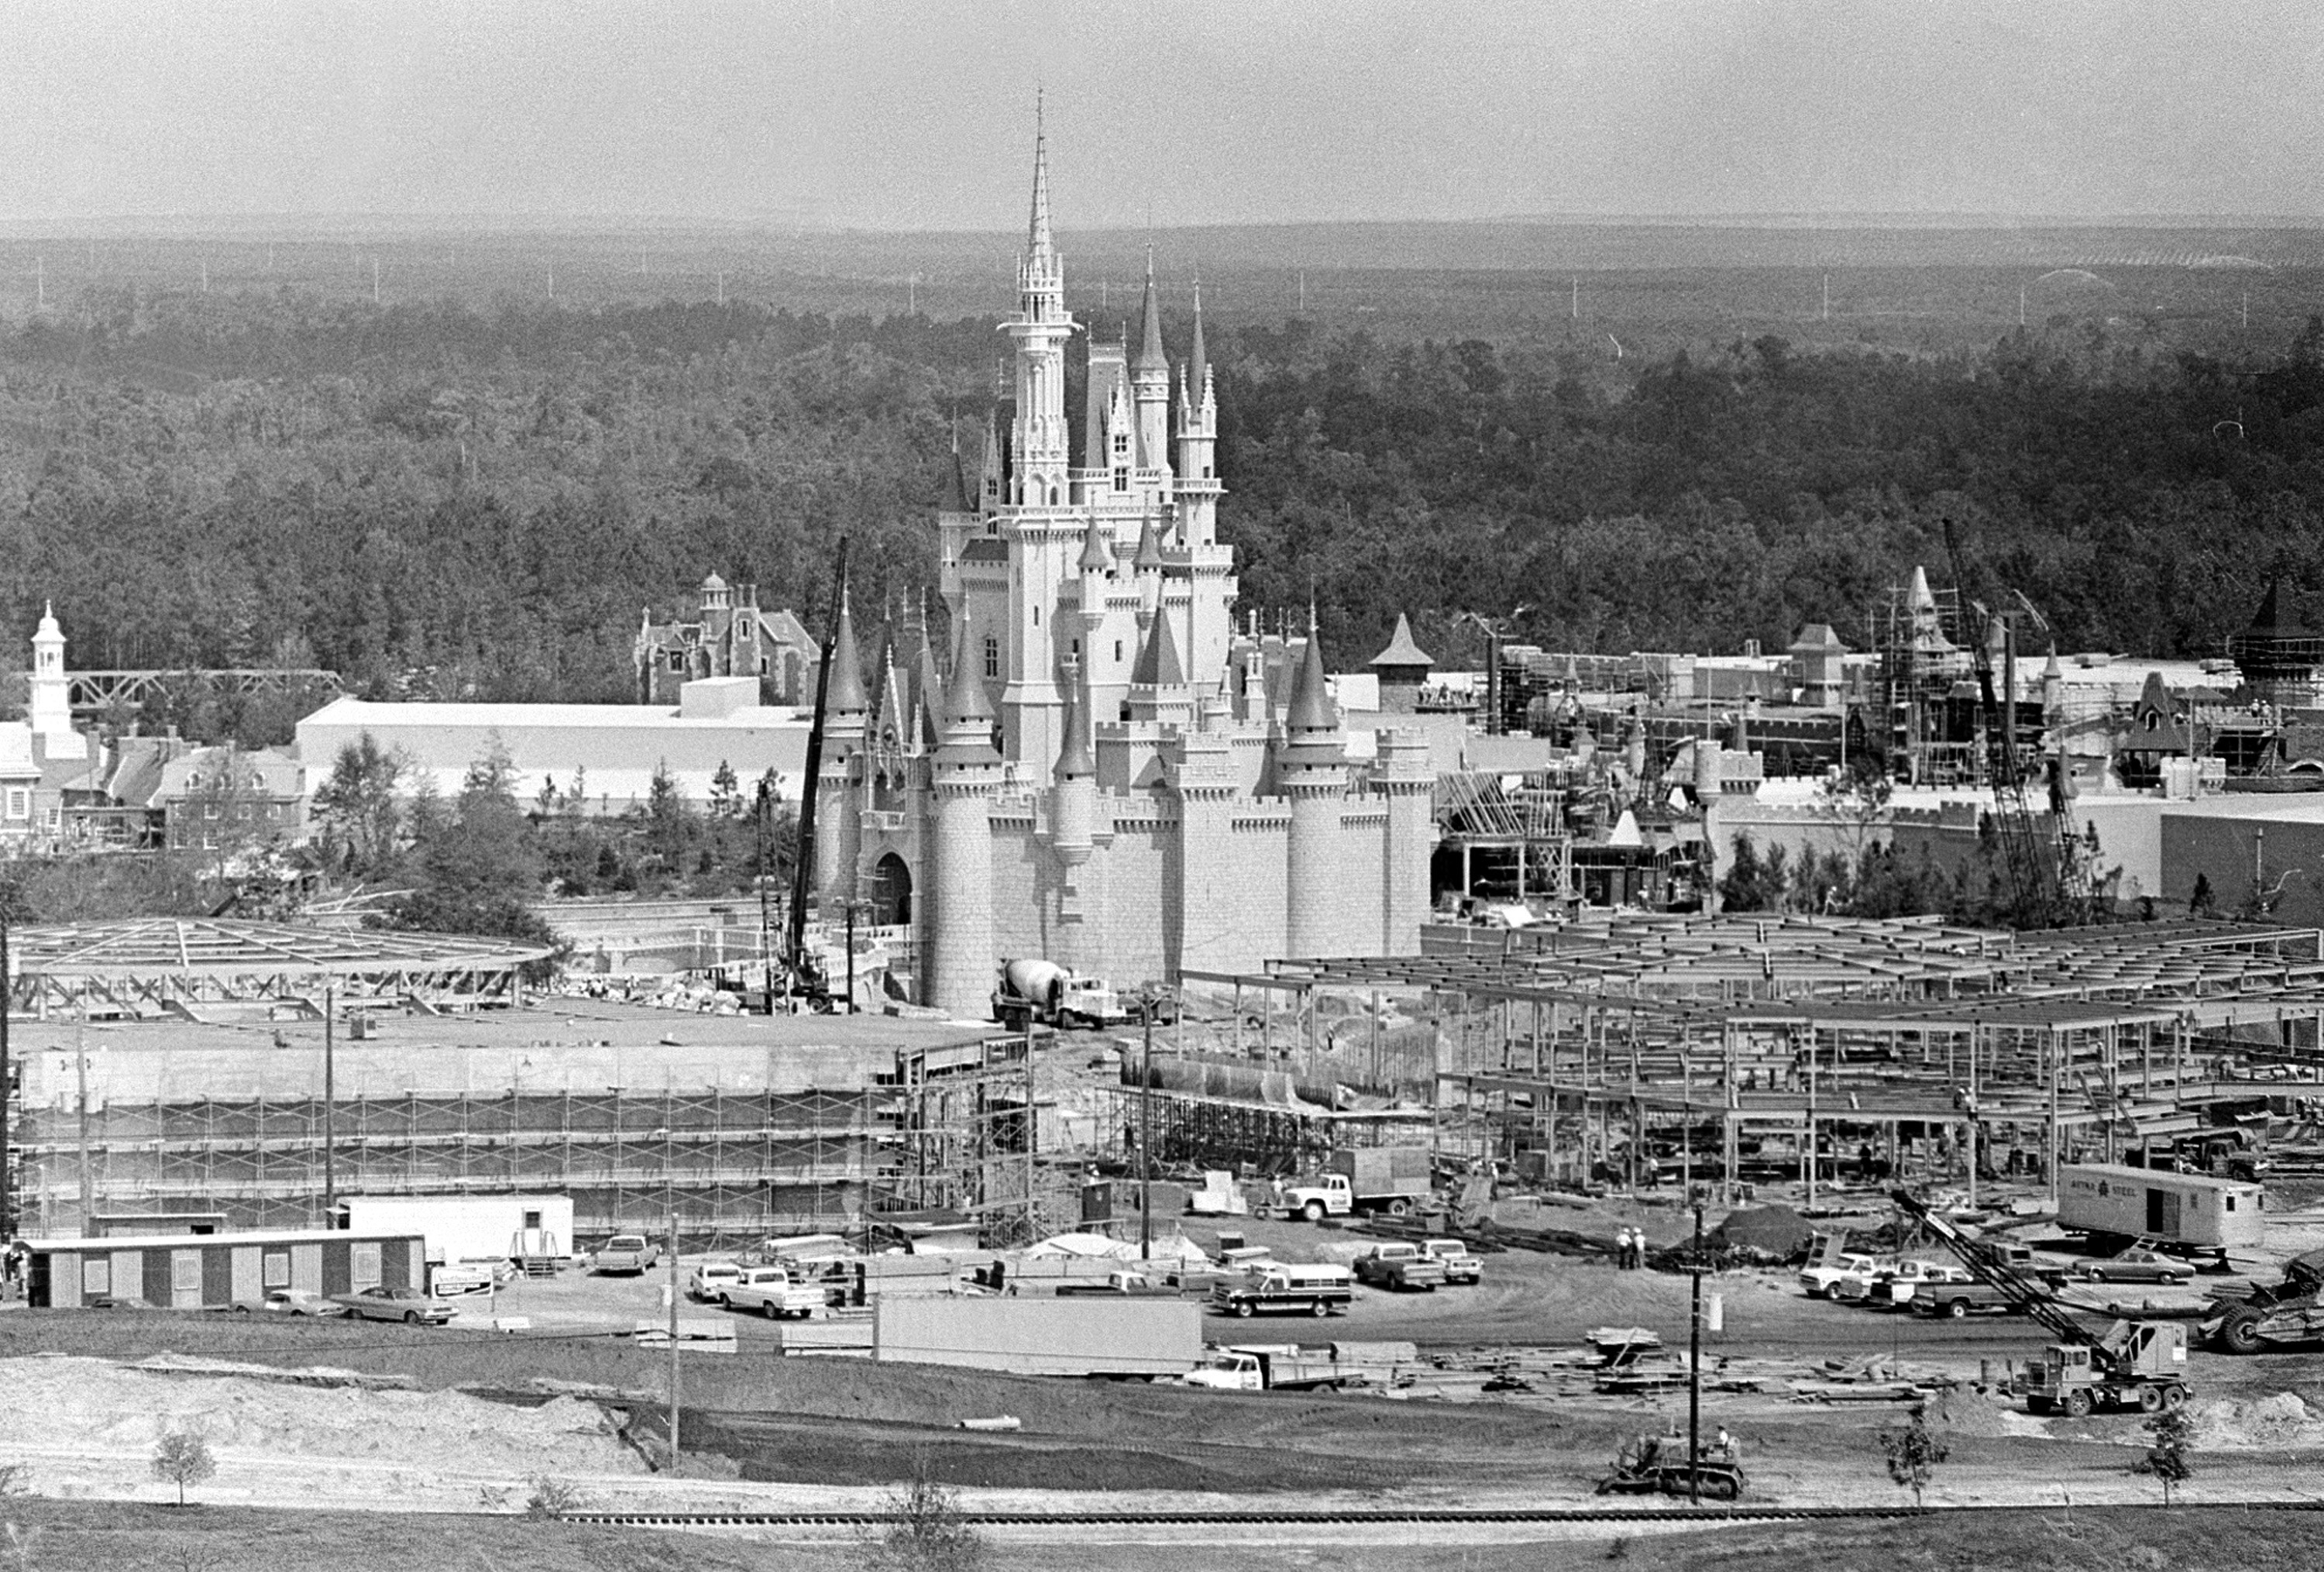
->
xmin=1940 ymin=518 xmax=2059 ymax=924
xmin=1889 ymin=1190 xmax=2091 ymax=1349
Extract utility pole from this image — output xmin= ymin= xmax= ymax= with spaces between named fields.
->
xmin=1139 ymin=989 xmax=1157 ymax=1261
xmin=844 ymin=902 xmax=858 ymax=1013
xmin=322 ymin=987 xmax=337 ymax=1212
xmin=76 ymin=1015 xmax=91 ymax=1226
xmin=0 ymin=910 xmax=13 ymax=1246
xmin=1688 ymin=1192 xmax=1705 ymax=1505
xmin=666 ymin=1213 xmax=681 ymax=1464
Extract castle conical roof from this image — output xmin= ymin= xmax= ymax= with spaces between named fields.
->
xmin=1026 ymin=101 xmax=1054 ymax=261
xmin=1188 ymin=278 xmax=1208 ymax=399
xmin=1132 ymin=609 xmax=1185 ymax=688
xmin=1078 ymin=521 xmax=1113 ymax=574
xmin=1367 ymin=612 xmax=1435 ymax=670
xmin=1286 ymin=614 xmax=1339 ymax=734
xmin=1134 ymin=248 xmax=1166 ymax=375
xmin=823 ymin=587 xmax=868 ymax=716
xmin=1055 ymin=666 xmax=1094 ymax=779
xmin=1133 ymin=514 xmax=1164 ymax=572
xmin=944 ymin=618 xmax=995 ymax=728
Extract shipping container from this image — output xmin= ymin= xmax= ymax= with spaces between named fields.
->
xmin=22 ymin=1229 xmax=425 ymax=1311
xmin=2058 ymin=1164 xmax=2265 ymax=1251
xmin=872 ymin=1295 xmax=1202 ymax=1377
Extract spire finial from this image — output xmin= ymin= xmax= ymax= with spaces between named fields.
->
xmin=1027 ymin=91 xmax=1054 ymax=260
xmin=1188 ymin=273 xmax=1208 ymax=401
xmin=1134 ymin=244 xmax=1166 ymax=373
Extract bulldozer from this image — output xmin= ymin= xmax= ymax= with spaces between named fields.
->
xmin=2203 ymin=1248 xmax=2324 ymax=1354
xmin=1596 ymin=1433 xmax=1746 ymax=1502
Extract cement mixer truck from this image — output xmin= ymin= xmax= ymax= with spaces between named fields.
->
xmin=992 ymin=958 xmax=1135 ymax=1031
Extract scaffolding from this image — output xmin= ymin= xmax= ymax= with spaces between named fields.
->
xmin=14 ymin=1017 xmax=1047 ymax=1249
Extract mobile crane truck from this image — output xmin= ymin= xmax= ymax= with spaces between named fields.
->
xmin=1892 ymin=1190 xmax=2190 ymax=1419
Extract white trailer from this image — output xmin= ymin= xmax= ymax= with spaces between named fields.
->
xmin=2057 ymin=1164 xmax=2264 ymax=1254
xmin=330 ymin=1195 xmax=574 ymax=1271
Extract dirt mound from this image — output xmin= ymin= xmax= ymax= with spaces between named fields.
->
xmin=1922 ymin=1388 xmax=2016 ymax=1438
xmin=1710 ymin=1204 xmax=1812 ymax=1258
xmin=1 ymin=1356 xmax=644 ymax=1478
xmin=2186 ymin=1392 xmax=2324 ymax=1451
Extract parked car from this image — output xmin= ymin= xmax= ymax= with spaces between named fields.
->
xmin=688 ymin=1261 xmax=745 ymax=1302
xmin=261 ymin=1288 xmax=341 ymax=1316
xmin=1208 ymin=1264 xmax=1354 ymax=1319
xmin=1836 ymin=1257 xmax=1954 ymax=1305
xmin=1422 ymin=1238 xmax=1484 ymax=1285
xmin=1798 ymin=1252 xmax=1879 ymax=1299
xmin=1353 ymin=1242 xmax=1447 ymax=1292
xmin=2082 ymin=1244 xmax=2194 ymax=1285
xmin=721 ymin=1264 xmax=825 ymax=1319
xmin=591 ymin=1235 xmax=660 ymax=1274
xmin=85 ymin=1295 xmax=153 ymax=1311
xmin=1910 ymin=1280 xmax=2027 ymax=1319
xmin=331 ymin=1285 xmax=457 ymax=1325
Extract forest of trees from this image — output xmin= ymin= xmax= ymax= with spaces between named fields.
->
xmin=0 ymin=286 xmax=2319 ymax=731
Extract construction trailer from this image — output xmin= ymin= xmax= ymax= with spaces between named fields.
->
xmin=23 ymin=1228 xmax=425 ymax=1310
xmin=871 ymin=1295 xmax=1203 ymax=1378
xmin=329 ymin=1194 xmax=574 ymax=1271
xmin=2056 ymin=1163 xmax=2267 ymax=1254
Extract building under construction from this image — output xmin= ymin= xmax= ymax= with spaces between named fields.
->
xmin=5 ymin=920 xmax=1043 ymax=1247
xmin=1122 ymin=912 xmax=2324 ymax=1205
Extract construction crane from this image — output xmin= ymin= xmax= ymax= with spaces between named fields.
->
xmin=1940 ymin=518 xmax=2065 ymax=926
xmin=1892 ymin=1190 xmax=2189 ymax=1418
xmin=778 ymin=541 xmax=849 ymax=1012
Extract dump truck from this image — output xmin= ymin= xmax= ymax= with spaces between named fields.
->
xmin=1182 ymin=1343 xmax=1369 ymax=1391
xmin=1282 ymin=1147 xmax=1432 ymax=1220
xmin=2202 ymin=1247 xmax=2324 ymax=1353
xmin=991 ymin=958 xmax=1134 ymax=1030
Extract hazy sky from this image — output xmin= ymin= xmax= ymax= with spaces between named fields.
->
xmin=0 ymin=0 xmax=2316 ymax=229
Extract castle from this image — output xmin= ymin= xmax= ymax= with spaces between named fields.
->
xmin=815 ymin=122 xmax=1436 ymax=1015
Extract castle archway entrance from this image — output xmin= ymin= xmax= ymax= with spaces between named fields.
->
xmin=868 ymin=853 xmax=913 ymax=927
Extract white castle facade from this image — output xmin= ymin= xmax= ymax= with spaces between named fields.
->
xmin=815 ymin=125 xmax=1435 ymax=1015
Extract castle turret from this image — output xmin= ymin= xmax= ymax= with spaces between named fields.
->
xmin=816 ymin=586 xmax=869 ymax=903
xmin=29 ymin=602 xmax=70 ymax=745
xmin=1174 ymin=280 xmax=1221 ymax=547
xmin=1373 ymin=726 xmax=1434 ymax=953
xmin=2043 ymin=645 xmax=2064 ymax=721
xmin=1131 ymin=249 xmax=1171 ymax=483
xmin=1278 ymin=613 xmax=1348 ymax=958
xmin=1367 ymin=613 xmax=1435 ymax=715
xmin=1005 ymin=112 xmax=1075 ymax=507
xmin=1127 ymin=603 xmax=1191 ymax=730
xmin=926 ymin=621 xmax=1003 ymax=1016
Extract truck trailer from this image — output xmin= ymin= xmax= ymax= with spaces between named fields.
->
xmin=2056 ymin=1164 xmax=2264 ymax=1257
xmin=873 ymin=1295 xmax=1202 ymax=1377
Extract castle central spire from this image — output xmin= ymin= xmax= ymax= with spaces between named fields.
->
xmin=1027 ymin=90 xmax=1054 ymax=262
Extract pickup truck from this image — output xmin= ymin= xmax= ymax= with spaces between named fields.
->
xmin=591 ymin=1234 xmax=660 ymax=1274
xmin=722 ymin=1264 xmax=825 ymax=1319
xmin=1874 ymin=1261 xmax=1978 ymax=1310
xmin=1910 ymin=1279 xmax=2029 ymax=1319
xmin=1798 ymin=1251 xmax=1880 ymax=1299
xmin=688 ymin=1261 xmax=745 ymax=1302
xmin=1208 ymin=1264 xmax=1354 ymax=1319
xmin=1183 ymin=1344 xmax=1368 ymax=1391
xmin=1054 ymin=1270 xmax=1177 ymax=1297
xmin=1353 ymin=1243 xmax=1447 ymax=1292
xmin=1422 ymin=1238 xmax=1483 ymax=1285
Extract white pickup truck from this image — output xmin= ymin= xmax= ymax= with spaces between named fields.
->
xmin=1422 ymin=1238 xmax=1483 ymax=1285
xmin=721 ymin=1264 xmax=825 ymax=1319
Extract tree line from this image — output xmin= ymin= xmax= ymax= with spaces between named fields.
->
xmin=0 ymin=287 xmax=2318 ymax=741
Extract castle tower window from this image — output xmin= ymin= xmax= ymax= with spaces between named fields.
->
xmin=985 ymin=637 xmax=1000 ymax=679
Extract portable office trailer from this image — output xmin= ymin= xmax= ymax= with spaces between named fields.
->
xmin=329 ymin=1195 xmax=572 ymax=1267
xmin=2057 ymin=1164 xmax=2266 ymax=1252
xmin=22 ymin=1230 xmax=425 ymax=1310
